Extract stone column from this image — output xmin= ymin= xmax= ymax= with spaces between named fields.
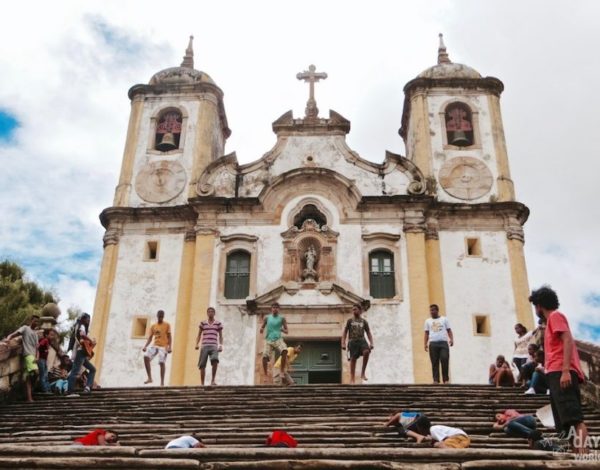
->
xmin=169 ymin=230 xmax=197 ymax=386
xmin=182 ymin=226 xmax=218 ymax=384
xmin=404 ymin=210 xmax=431 ymax=384
xmin=113 ymin=95 xmax=144 ymax=207
xmin=487 ymin=94 xmax=515 ymax=202
xmin=408 ymin=91 xmax=433 ymax=178
xmin=505 ymin=216 xmax=534 ymax=330
xmin=425 ymin=214 xmax=446 ymax=315
xmin=89 ymin=227 xmax=121 ymax=382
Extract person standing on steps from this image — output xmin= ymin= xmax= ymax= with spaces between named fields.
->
xmin=342 ymin=303 xmax=374 ymax=384
xmin=260 ymin=302 xmax=288 ymax=381
xmin=142 ymin=310 xmax=172 ymax=386
xmin=529 ymin=285 xmax=588 ymax=454
xmin=424 ymin=304 xmax=453 ymax=384
xmin=195 ymin=307 xmax=224 ymax=386
xmin=4 ymin=315 xmax=40 ymax=402
xmin=66 ymin=313 xmax=96 ymax=396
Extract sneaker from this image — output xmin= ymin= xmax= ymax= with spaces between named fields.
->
xmin=82 ymin=387 xmax=91 ymax=394
xmin=524 ymin=387 xmax=536 ymax=395
xmin=546 ymin=389 xmax=550 ymax=395
xmin=65 ymin=393 xmax=80 ymax=398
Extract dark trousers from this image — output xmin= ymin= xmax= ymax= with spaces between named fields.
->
xmin=505 ymin=415 xmax=537 ymax=438
xmin=67 ymin=350 xmax=96 ymax=393
xmin=429 ymin=341 xmax=449 ymax=383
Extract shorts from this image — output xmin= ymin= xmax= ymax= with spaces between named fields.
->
xmin=23 ymin=355 xmax=38 ymax=376
xmin=144 ymin=346 xmax=168 ymax=364
xmin=273 ymin=371 xmax=294 ymax=386
xmin=198 ymin=345 xmax=219 ymax=369
xmin=442 ymin=435 xmax=470 ymax=448
xmin=348 ymin=339 xmax=370 ymax=360
xmin=263 ymin=338 xmax=287 ymax=360
xmin=547 ymin=370 xmax=584 ymax=433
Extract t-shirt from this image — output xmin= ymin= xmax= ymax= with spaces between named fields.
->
xmin=265 ymin=315 xmax=284 ymax=341
xmin=345 ymin=317 xmax=370 ymax=341
xmin=17 ymin=325 xmax=38 ymax=357
xmin=199 ymin=320 xmax=223 ymax=347
xmin=75 ymin=429 xmax=106 ymax=446
xmin=38 ymin=337 xmax=50 ymax=360
xmin=513 ymin=331 xmax=534 ymax=358
xmin=274 ymin=347 xmax=299 ymax=372
xmin=151 ymin=322 xmax=171 ymax=348
xmin=166 ymin=435 xmax=200 ymax=448
xmin=430 ymin=425 xmax=467 ymax=442
xmin=424 ymin=317 xmax=451 ymax=343
xmin=498 ymin=409 xmax=522 ymax=424
xmin=544 ymin=310 xmax=584 ymax=380
xmin=72 ymin=324 xmax=87 ymax=356
xmin=48 ymin=365 xmax=68 ymax=382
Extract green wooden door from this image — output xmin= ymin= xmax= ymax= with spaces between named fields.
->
xmin=289 ymin=341 xmax=341 ymax=384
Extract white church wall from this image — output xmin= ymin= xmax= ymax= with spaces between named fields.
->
xmin=426 ymin=93 xmax=500 ymax=204
xmin=438 ymin=230 xmax=519 ymax=384
xmin=101 ymin=232 xmax=184 ymax=387
xmin=128 ymin=97 xmax=201 ymax=208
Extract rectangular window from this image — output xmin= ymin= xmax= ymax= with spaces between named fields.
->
xmin=473 ymin=314 xmax=490 ymax=336
xmin=466 ymin=237 xmax=482 ymax=257
xmin=369 ymin=251 xmax=395 ymax=298
xmin=144 ymin=241 xmax=159 ymax=261
xmin=132 ymin=317 xmax=148 ymax=338
xmin=225 ymin=251 xmax=250 ymax=299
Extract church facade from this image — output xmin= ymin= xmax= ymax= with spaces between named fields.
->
xmin=90 ymin=36 xmax=534 ymax=387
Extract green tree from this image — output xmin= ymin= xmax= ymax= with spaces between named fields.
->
xmin=0 ymin=260 xmax=58 ymax=338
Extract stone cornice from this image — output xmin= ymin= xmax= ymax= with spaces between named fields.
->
xmin=99 ymin=205 xmax=197 ymax=229
xmin=272 ymin=109 xmax=350 ymax=135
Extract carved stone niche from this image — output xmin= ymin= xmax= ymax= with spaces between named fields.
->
xmin=281 ymin=219 xmax=339 ymax=286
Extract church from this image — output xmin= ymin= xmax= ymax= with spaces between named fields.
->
xmin=89 ymin=35 xmax=534 ymax=387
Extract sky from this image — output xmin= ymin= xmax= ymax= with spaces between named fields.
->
xmin=0 ymin=0 xmax=599 ymax=342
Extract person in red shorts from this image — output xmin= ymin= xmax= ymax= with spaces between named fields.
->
xmin=73 ymin=429 xmax=119 ymax=446
xmin=529 ymin=285 xmax=588 ymax=454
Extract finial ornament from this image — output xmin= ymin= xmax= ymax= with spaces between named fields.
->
xmin=438 ymin=33 xmax=451 ymax=64
xmin=181 ymin=35 xmax=194 ymax=68
xmin=296 ymin=64 xmax=327 ymax=120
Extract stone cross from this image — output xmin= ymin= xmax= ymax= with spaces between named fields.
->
xmin=296 ymin=64 xmax=327 ymax=120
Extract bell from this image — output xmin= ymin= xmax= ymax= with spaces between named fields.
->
xmin=451 ymin=130 xmax=470 ymax=147
xmin=156 ymin=132 xmax=177 ymax=151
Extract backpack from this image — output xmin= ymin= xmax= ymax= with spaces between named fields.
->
xmin=265 ymin=430 xmax=298 ymax=448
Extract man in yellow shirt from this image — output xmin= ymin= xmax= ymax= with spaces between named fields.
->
xmin=273 ymin=344 xmax=302 ymax=386
xmin=142 ymin=310 xmax=172 ymax=386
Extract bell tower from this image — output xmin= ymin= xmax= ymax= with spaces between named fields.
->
xmin=113 ymin=36 xmax=231 ymax=208
xmin=400 ymin=34 xmax=514 ymax=203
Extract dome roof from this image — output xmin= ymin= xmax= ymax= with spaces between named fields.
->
xmin=418 ymin=34 xmax=481 ymax=80
xmin=149 ymin=36 xmax=216 ymax=86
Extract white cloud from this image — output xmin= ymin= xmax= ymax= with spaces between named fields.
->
xmin=0 ymin=0 xmax=599 ymax=343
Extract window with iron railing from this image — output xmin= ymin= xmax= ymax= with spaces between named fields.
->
xmin=369 ymin=250 xmax=395 ymax=298
xmin=224 ymin=250 xmax=250 ymax=299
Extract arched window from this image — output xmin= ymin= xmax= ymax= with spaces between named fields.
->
xmin=293 ymin=204 xmax=327 ymax=229
xmin=224 ymin=250 xmax=250 ymax=299
xmin=369 ymin=250 xmax=395 ymax=298
xmin=445 ymin=103 xmax=473 ymax=147
xmin=155 ymin=109 xmax=183 ymax=151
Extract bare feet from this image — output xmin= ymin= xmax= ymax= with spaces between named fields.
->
xmin=144 ymin=378 xmax=153 ymax=384
xmin=210 ymin=381 xmax=217 ymax=386
xmin=361 ymin=375 xmax=368 ymax=382
xmin=415 ymin=435 xmax=425 ymax=444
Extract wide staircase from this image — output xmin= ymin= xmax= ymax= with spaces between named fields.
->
xmin=0 ymin=384 xmax=598 ymax=469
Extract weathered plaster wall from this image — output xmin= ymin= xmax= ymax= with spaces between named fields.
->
xmin=101 ymin=232 xmax=184 ymax=387
xmin=438 ymin=230 xmax=518 ymax=383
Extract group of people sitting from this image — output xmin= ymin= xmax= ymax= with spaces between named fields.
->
xmin=487 ymin=322 xmax=548 ymax=395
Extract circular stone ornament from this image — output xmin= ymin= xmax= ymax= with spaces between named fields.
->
xmin=135 ymin=160 xmax=187 ymax=203
xmin=438 ymin=157 xmax=493 ymax=200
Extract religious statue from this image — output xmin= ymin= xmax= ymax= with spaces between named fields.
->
xmin=302 ymin=244 xmax=318 ymax=282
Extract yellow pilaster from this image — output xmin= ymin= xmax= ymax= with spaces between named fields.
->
xmin=169 ymin=232 xmax=197 ymax=386
xmin=89 ymin=230 xmax=120 ymax=381
xmin=507 ymin=236 xmax=534 ymax=330
xmin=425 ymin=224 xmax=446 ymax=315
xmin=487 ymin=95 xmax=515 ymax=202
xmin=182 ymin=230 xmax=217 ymax=384
xmin=409 ymin=93 xmax=433 ymax=177
xmin=189 ymin=99 xmax=220 ymax=198
xmin=113 ymin=96 xmax=144 ymax=207
xmin=405 ymin=222 xmax=431 ymax=384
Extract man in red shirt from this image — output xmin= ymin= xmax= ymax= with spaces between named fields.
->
xmin=529 ymin=286 xmax=588 ymax=454
xmin=73 ymin=429 xmax=119 ymax=446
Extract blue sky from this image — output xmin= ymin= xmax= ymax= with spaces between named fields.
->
xmin=0 ymin=0 xmax=599 ymax=345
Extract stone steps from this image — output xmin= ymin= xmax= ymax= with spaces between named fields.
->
xmin=0 ymin=384 xmax=595 ymax=468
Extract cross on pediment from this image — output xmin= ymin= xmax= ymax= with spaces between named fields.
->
xmin=296 ymin=64 xmax=327 ymax=120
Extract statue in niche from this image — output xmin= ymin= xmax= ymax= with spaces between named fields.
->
xmin=302 ymin=244 xmax=318 ymax=282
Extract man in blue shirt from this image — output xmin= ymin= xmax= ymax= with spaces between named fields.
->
xmin=259 ymin=302 xmax=289 ymax=379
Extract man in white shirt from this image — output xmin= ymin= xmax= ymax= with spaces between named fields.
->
xmin=165 ymin=435 xmax=205 ymax=449
xmin=429 ymin=425 xmax=470 ymax=448
xmin=424 ymin=304 xmax=454 ymax=384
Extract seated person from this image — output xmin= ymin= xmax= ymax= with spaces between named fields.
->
xmin=524 ymin=350 xmax=548 ymax=395
xmin=73 ymin=429 xmax=119 ymax=446
xmin=493 ymin=409 xmax=542 ymax=447
xmin=519 ymin=343 xmax=540 ymax=387
xmin=166 ymin=435 xmax=205 ymax=448
xmin=384 ymin=411 xmax=431 ymax=443
xmin=49 ymin=355 xmax=72 ymax=394
xmin=489 ymin=355 xmax=515 ymax=387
